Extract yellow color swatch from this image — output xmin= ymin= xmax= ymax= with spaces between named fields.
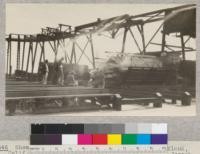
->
xmin=107 ymin=134 xmax=122 ymax=145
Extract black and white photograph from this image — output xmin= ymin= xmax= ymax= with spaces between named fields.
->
xmin=5 ymin=4 xmax=196 ymax=116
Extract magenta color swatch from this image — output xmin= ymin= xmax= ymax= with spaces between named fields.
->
xmin=78 ymin=134 xmax=92 ymax=145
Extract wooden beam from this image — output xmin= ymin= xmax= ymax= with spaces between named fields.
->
xmin=16 ymin=35 xmax=21 ymax=70
xmin=161 ymin=31 xmax=166 ymax=52
xmin=6 ymin=40 xmax=10 ymax=74
xmin=70 ymin=42 xmax=75 ymax=63
xmin=74 ymin=41 xmax=93 ymax=66
xmin=145 ymin=23 xmax=163 ymax=48
xmin=21 ymin=36 xmax=26 ymax=70
xmin=121 ymin=28 xmax=128 ymax=53
xmin=181 ymin=33 xmax=186 ymax=60
xmin=128 ymin=27 xmax=142 ymax=53
xmin=150 ymin=42 xmax=194 ymax=50
xmin=32 ymin=42 xmax=38 ymax=73
xmin=38 ymin=41 xmax=45 ymax=70
xmin=130 ymin=4 xmax=195 ymax=19
xmin=77 ymin=38 xmax=90 ymax=63
xmin=26 ymin=42 xmax=32 ymax=72
xmin=75 ymin=14 xmax=129 ymax=32
xmin=6 ymin=93 xmax=114 ymax=100
xmin=140 ymin=24 xmax=146 ymax=53
xmin=43 ymin=42 xmax=46 ymax=61
xmin=9 ymin=35 xmax=12 ymax=75
xmin=89 ymin=34 xmax=95 ymax=68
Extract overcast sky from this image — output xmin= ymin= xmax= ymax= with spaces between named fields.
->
xmin=6 ymin=4 xmax=196 ymax=73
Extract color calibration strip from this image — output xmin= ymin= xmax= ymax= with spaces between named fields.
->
xmin=30 ymin=123 xmax=167 ymax=145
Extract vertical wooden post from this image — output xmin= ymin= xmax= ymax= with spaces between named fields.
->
xmin=16 ymin=35 xmax=21 ymax=70
xmin=6 ymin=40 xmax=10 ymax=75
xmin=57 ymin=39 xmax=60 ymax=56
xmin=70 ymin=42 xmax=75 ymax=63
xmin=141 ymin=24 xmax=146 ymax=54
xmin=89 ymin=34 xmax=95 ymax=68
xmin=38 ymin=41 xmax=45 ymax=73
xmin=180 ymin=33 xmax=185 ymax=60
xmin=73 ymin=39 xmax=77 ymax=64
xmin=31 ymin=43 xmax=34 ymax=72
xmin=54 ymin=40 xmax=57 ymax=61
xmin=32 ymin=42 xmax=38 ymax=73
xmin=70 ymin=41 xmax=77 ymax=64
xmin=26 ymin=41 xmax=33 ymax=72
xmin=74 ymin=42 xmax=77 ymax=64
xmin=121 ymin=27 xmax=128 ymax=53
xmin=161 ymin=12 xmax=167 ymax=53
xmin=39 ymin=42 xmax=43 ymax=64
xmin=161 ymin=31 xmax=166 ymax=52
xmin=21 ymin=36 xmax=26 ymax=70
xmin=9 ymin=35 xmax=12 ymax=75
xmin=43 ymin=41 xmax=46 ymax=61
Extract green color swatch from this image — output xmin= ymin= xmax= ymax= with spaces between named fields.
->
xmin=122 ymin=134 xmax=137 ymax=144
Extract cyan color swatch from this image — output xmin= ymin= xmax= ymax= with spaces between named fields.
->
xmin=136 ymin=134 xmax=151 ymax=144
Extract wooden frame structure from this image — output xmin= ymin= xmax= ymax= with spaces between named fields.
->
xmin=6 ymin=4 xmax=196 ymax=75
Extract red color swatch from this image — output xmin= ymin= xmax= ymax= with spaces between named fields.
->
xmin=92 ymin=134 xmax=107 ymax=144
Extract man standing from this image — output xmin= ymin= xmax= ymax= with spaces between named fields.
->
xmin=43 ymin=59 xmax=49 ymax=85
xmin=58 ymin=57 xmax=64 ymax=86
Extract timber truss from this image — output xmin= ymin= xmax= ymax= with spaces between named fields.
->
xmin=6 ymin=4 xmax=196 ymax=75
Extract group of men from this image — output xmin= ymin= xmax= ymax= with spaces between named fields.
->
xmin=40 ymin=57 xmax=66 ymax=86
xmin=40 ymin=58 xmax=105 ymax=88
